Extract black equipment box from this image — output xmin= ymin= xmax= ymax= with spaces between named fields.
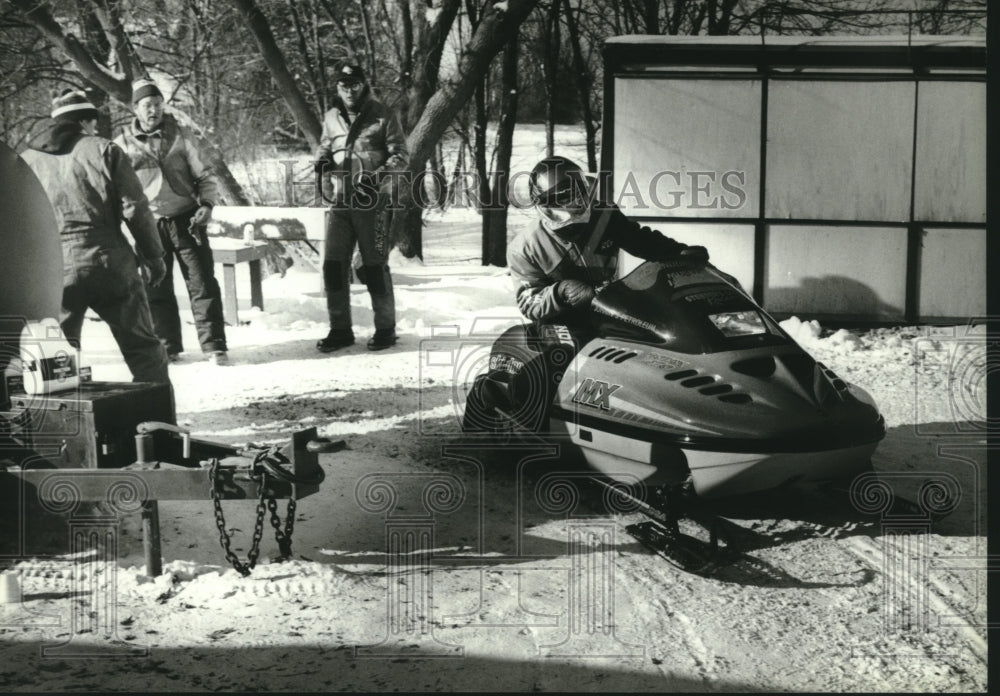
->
xmin=0 ymin=381 xmax=175 ymax=469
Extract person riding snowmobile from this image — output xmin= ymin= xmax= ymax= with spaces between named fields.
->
xmin=508 ymin=155 xmax=710 ymax=328
xmin=465 ymin=156 xmax=712 ymax=433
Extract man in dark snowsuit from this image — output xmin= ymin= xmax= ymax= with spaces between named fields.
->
xmin=314 ymin=63 xmax=409 ymax=352
xmin=115 ymin=79 xmax=228 ymax=365
xmin=20 ymin=89 xmax=169 ymax=384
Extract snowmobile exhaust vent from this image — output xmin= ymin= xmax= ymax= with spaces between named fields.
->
xmin=817 ymin=362 xmax=849 ymax=392
xmin=587 ymin=345 xmax=639 ymax=363
xmin=664 ymin=369 xmax=753 ymax=405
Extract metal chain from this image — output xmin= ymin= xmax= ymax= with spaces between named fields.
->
xmin=256 ymin=444 xmax=297 ymax=561
xmin=267 ymin=497 xmax=296 ymax=560
xmin=209 ymin=457 xmax=268 ymax=577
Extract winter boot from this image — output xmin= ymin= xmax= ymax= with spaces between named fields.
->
xmin=208 ymin=350 xmax=229 ymax=365
xmin=367 ymin=328 xmax=397 ymax=351
xmin=317 ymin=329 xmax=355 ymax=353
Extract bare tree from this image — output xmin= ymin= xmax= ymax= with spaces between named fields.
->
xmin=231 ymin=0 xmax=323 ymax=147
xmin=562 ymin=0 xmax=596 ymax=171
xmin=462 ymin=0 xmax=494 ymax=246
xmin=481 ymin=33 xmax=519 ymax=266
xmin=391 ymin=0 xmax=540 ymax=258
xmin=539 ymin=0 xmax=561 ymax=156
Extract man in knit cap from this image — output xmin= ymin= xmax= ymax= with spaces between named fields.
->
xmin=20 ymin=89 xmax=170 ymax=384
xmin=115 ymin=78 xmax=229 ymax=365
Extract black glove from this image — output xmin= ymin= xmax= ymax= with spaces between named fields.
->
xmin=555 ymin=279 xmax=596 ymax=308
xmin=679 ymin=245 xmax=709 ymax=265
xmin=314 ymin=148 xmax=332 ymax=174
xmin=143 ymin=257 xmax=167 ymax=287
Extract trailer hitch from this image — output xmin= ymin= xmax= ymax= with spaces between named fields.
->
xmin=237 ymin=438 xmax=344 ymax=487
xmin=1 ymin=426 xmax=339 ymax=576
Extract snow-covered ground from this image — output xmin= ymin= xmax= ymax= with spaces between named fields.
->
xmin=0 ymin=127 xmax=988 ymax=692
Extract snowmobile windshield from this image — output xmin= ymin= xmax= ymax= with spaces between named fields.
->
xmin=590 ymin=261 xmax=787 ymax=354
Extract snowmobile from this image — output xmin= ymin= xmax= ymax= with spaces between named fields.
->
xmin=462 ymin=258 xmax=888 ymax=572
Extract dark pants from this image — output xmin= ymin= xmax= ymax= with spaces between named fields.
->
xmin=323 ymin=203 xmax=395 ymax=332
xmin=60 ymin=243 xmax=169 ymax=384
xmin=146 ymin=209 xmax=227 ymax=354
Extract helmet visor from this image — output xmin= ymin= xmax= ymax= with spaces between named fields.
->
xmin=535 ymin=177 xmax=590 ymax=209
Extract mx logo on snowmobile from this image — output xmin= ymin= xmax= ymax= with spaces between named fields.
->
xmin=572 ymin=378 xmax=621 ymax=410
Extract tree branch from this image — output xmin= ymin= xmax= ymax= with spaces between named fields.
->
xmin=316 ymin=0 xmax=363 ymax=64
xmin=230 ymin=0 xmax=322 ymax=146
xmin=93 ymin=0 xmax=145 ymax=82
xmin=11 ymin=0 xmax=129 ymax=101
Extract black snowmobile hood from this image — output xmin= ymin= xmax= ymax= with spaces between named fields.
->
xmin=591 ymin=262 xmax=786 ymax=354
xmin=27 ymin=120 xmax=85 ymax=155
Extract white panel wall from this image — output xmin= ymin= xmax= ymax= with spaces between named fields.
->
xmin=764 ymin=225 xmax=907 ymax=319
xmin=914 ymin=83 xmax=987 ymax=222
xmin=619 ymin=223 xmax=755 ymax=291
xmin=608 ymin=67 xmax=984 ymax=321
xmin=918 ymin=228 xmax=987 ymax=318
xmin=613 ymin=78 xmax=760 ymax=218
xmin=766 ymin=81 xmax=915 ymax=221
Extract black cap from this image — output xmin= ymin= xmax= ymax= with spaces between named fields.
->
xmin=334 ymin=63 xmax=366 ymax=84
xmin=131 ymin=78 xmax=163 ymax=105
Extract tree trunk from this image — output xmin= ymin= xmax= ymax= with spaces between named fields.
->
xmin=474 ymin=79 xmax=491 ymax=263
xmin=405 ymin=0 xmax=462 ymax=130
xmin=642 ymin=0 xmax=659 ymax=33
xmin=429 ymin=144 xmax=446 ymax=209
xmin=482 ymin=35 xmax=519 ymax=267
xmin=563 ymin=0 xmax=596 ymax=171
xmin=406 ymin=0 xmax=537 ymax=175
xmin=76 ymin=1 xmax=113 ymax=138
xmin=392 ymin=0 xmax=539 ymax=258
xmin=231 ymin=0 xmax=322 ymax=147
xmin=398 ymin=0 xmax=415 ymax=120
xmin=358 ymin=0 xmax=378 ymax=81
xmin=286 ymin=0 xmax=322 ymax=111
xmin=393 ymin=0 xmax=463 ymax=259
xmin=710 ymin=0 xmax=740 ymax=35
xmin=667 ymin=0 xmax=690 ymax=34
xmin=542 ymin=0 xmax=561 ymax=157
xmin=621 ymin=0 xmax=637 ymax=33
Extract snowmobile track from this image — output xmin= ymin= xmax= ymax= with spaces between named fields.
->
xmin=841 ymin=534 xmax=988 ymax=665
